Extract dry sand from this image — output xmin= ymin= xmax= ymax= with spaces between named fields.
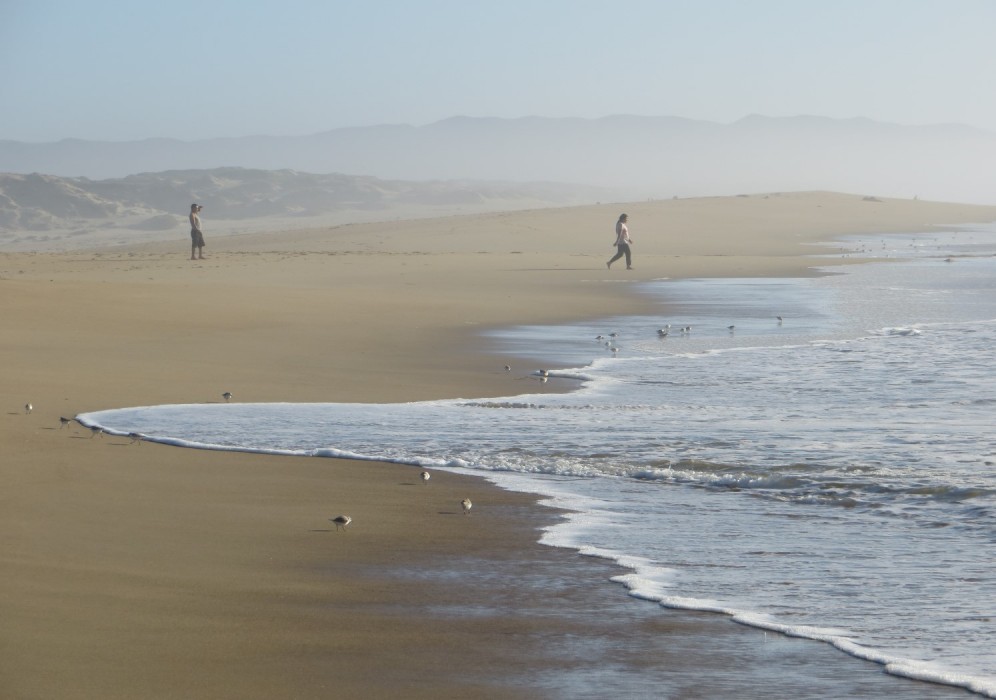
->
xmin=2 ymin=192 xmax=992 ymax=698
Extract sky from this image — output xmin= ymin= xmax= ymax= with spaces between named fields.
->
xmin=2 ymin=0 xmax=996 ymax=143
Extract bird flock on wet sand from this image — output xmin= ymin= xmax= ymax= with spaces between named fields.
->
xmin=327 ymin=472 xmax=475 ymax=534
xmin=41 ymin=388 xmax=241 ymax=442
xmin=586 ymin=316 xmax=787 ymax=353
xmin=50 ymin=415 xmax=106 ymax=439
xmin=17 ymin=319 xmax=791 ymax=551
xmin=55 ymin=415 xmax=105 ymax=438
xmin=499 ymin=363 xmax=558 ymax=386
xmin=498 ymin=317 xmax=788 ymax=394
xmin=25 ymin=310 xmax=777 ymax=544
xmin=327 ymin=467 xmax=477 ymax=535
xmin=22 ymin=391 xmax=487 ymax=538
xmin=45 ymin=390 xmax=242 ymax=442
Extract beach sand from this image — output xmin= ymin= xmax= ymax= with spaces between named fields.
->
xmin=2 ymin=192 xmax=992 ymax=698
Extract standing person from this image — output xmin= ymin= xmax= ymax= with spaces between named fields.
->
xmin=606 ymin=213 xmax=632 ymax=270
xmin=189 ymin=203 xmax=205 ymax=260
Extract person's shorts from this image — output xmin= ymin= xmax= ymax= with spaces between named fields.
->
xmin=191 ymin=229 xmax=205 ymax=247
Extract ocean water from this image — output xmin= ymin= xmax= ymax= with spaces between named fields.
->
xmin=81 ymin=226 xmax=996 ymax=697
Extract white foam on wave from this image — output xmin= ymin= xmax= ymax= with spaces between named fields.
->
xmin=535 ymin=494 xmax=996 ymax=696
xmin=529 ymin=488 xmax=996 ymax=698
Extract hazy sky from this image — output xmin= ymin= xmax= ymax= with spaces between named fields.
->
xmin=2 ymin=0 xmax=995 ymax=142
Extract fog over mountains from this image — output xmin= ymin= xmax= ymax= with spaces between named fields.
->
xmin=5 ymin=114 xmax=996 ymax=199
xmin=2 ymin=114 xmax=996 ymax=248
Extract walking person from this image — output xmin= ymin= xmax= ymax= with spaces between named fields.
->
xmin=189 ymin=203 xmax=205 ymax=260
xmin=606 ymin=213 xmax=632 ymax=270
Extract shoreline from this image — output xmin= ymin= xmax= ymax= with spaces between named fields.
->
xmin=3 ymin=192 xmax=994 ymax=698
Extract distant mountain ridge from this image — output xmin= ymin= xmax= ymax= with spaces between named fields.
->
xmin=3 ymin=114 xmax=996 ymax=204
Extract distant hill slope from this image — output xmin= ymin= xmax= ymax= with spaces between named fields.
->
xmin=3 ymin=115 xmax=996 ymax=204
xmin=0 ymin=167 xmax=615 ymax=249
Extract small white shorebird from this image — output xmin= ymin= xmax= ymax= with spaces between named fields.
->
xmin=503 ymin=364 xmax=511 ymax=372
xmin=420 ymin=471 xmax=431 ymax=484
xmin=330 ymin=515 xmax=352 ymax=531
xmin=59 ymin=416 xmax=72 ymax=429
xmin=222 ymin=391 xmax=233 ymax=402
xmin=461 ymin=498 xmax=473 ymax=515
xmin=128 ymin=432 xmax=145 ymax=445
xmin=24 ymin=403 xmax=32 ymax=414
xmin=89 ymin=425 xmax=103 ymax=439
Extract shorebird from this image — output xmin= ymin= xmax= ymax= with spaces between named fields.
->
xmin=24 ymin=403 xmax=32 ymax=414
xmin=776 ymin=316 xmax=783 ymax=324
xmin=89 ymin=425 xmax=103 ymax=439
xmin=503 ymin=365 xmax=511 ymax=372
xmin=461 ymin=498 xmax=472 ymax=515
xmin=728 ymin=325 xmax=736 ymax=332
xmin=59 ymin=416 xmax=72 ymax=429
xmin=420 ymin=470 xmax=431 ymax=484
xmin=128 ymin=432 xmax=145 ymax=445
xmin=330 ymin=515 xmax=352 ymax=531
xmin=657 ymin=328 xmax=669 ymax=337
xmin=222 ymin=391 xmax=233 ymax=402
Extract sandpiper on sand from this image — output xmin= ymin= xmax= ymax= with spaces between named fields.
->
xmin=330 ymin=515 xmax=352 ymax=531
